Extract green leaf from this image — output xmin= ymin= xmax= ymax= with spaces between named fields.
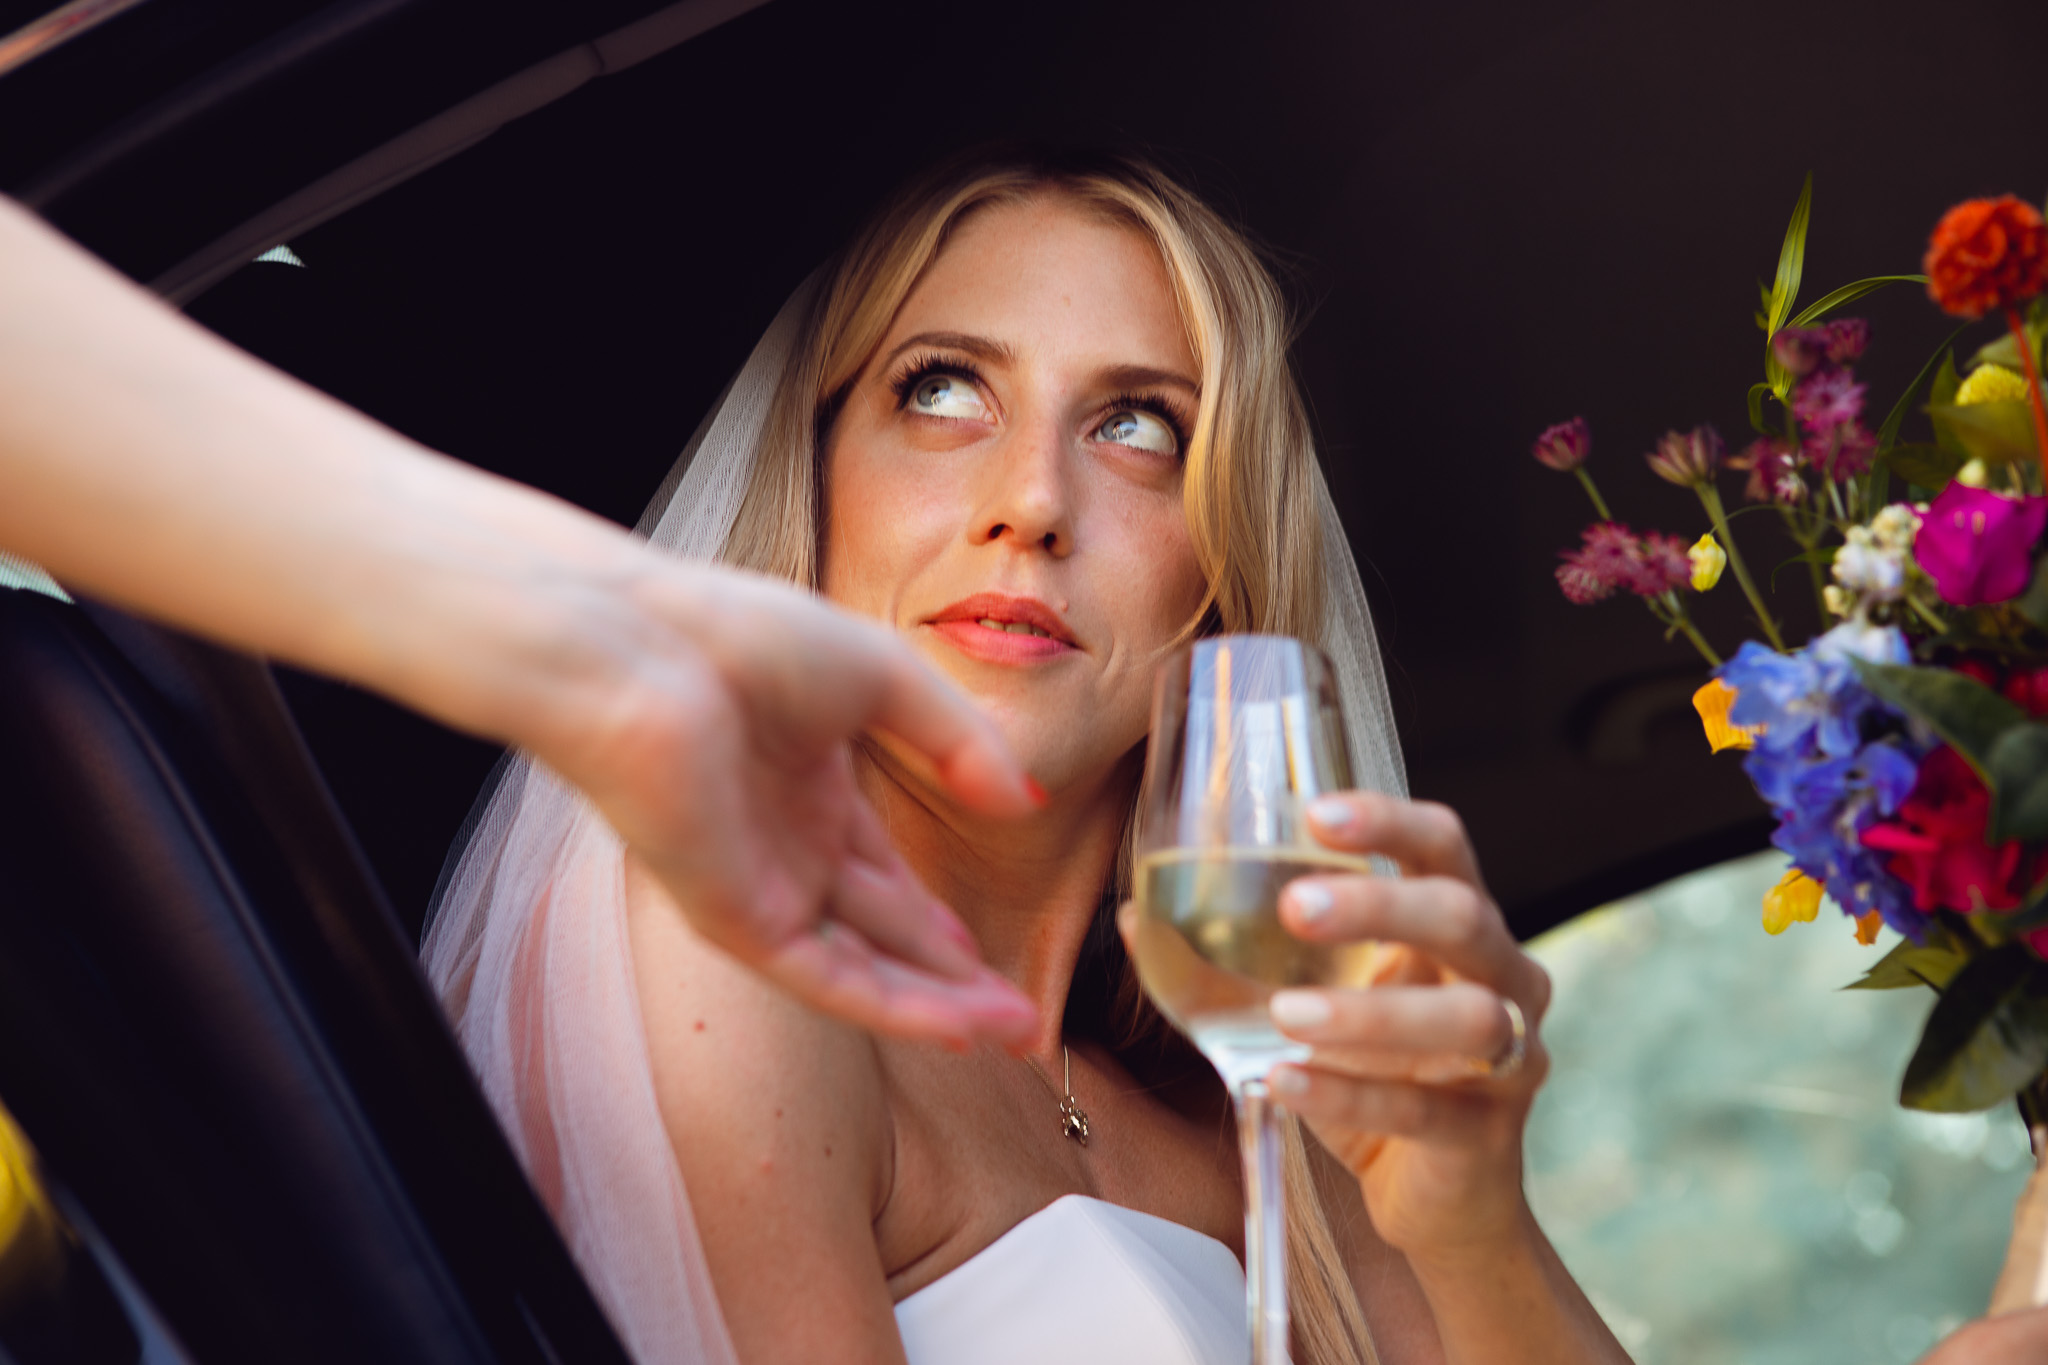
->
xmin=1766 ymin=173 xmax=1813 ymax=337
xmin=1931 ymin=350 xmax=1963 ymax=408
xmin=1857 ymin=662 xmax=2028 ymax=774
xmin=1929 ymin=352 xmax=1968 ymax=457
xmin=1762 ymin=174 xmax=1814 ymax=402
xmin=1771 ymin=546 xmax=1837 ymax=590
xmin=1877 ymin=327 xmax=1971 ymax=454
xmin=1786 ymin=274 xmax=1928 ymax=328
xmin=1930 ymin=400 xmax=2043 ymax=465
xmin=1989 ymin=723 xmax=2048 ymax=843
xmin=1879 ymin=443 xmax=1962 ymax=492
xmin=2015 ymin=554 xmax=2048 ymax=629
xmin=1847 ymin=936 xmax=1967 ymax=991
xmin=1901 ymin=944 xmax=2048 ymax=1112
xmin=1970 ymin=332 xmax=2024 ymax=372
xmin=1747 ymin=382 xmax=1774 ymax=436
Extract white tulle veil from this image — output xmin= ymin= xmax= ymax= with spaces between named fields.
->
xmin=422 ymin=269 xmax=1406 ymax=1362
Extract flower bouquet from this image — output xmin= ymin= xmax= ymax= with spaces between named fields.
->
xmin=1536 ymin=181 xmax=2048 ymax=1149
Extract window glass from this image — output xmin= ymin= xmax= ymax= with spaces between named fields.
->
xmin=1525 ymin=850 xmax=2030 ymax=1364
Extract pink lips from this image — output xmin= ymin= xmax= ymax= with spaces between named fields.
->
xmin=926 ymin=592 xmax=1079 ymax=664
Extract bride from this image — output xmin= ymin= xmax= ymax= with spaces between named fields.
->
xmin=427 ymin=148 xmax=1629 ymax=1365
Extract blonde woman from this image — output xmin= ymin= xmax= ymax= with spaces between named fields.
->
xmin=428 ymin=149 xmax=1630 ymax=1365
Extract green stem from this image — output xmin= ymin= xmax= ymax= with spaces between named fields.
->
xmin=1908 ymin=595 xmax=1951 ymax=636
xmin=1699 ymin=483 xmax=1787 ymax=650
xmin=1657 ymin=592 xmax=1723 ymax=666
xmin=1794 ymin=520 xmax=1829 ymax=621
xmin=1574 ymin=466 xmax=1614 ymax=522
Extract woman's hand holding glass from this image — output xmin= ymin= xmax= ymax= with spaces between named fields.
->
xmin=1266 ymin=790 xmax=1550 ymax=1258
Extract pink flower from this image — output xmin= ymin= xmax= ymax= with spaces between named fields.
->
xmin=1555 ymin=522 xmax=1691 ymax=604
xmin=1729 ymin=436 xmax=1805 ymax=504
xmin=1913 ymin=482 xmax=2048 ymax=606
xmin=1556 ymin=559 xmax=1611 ymax=604
xmin=1824 ymin=318 xmax=1869 ymax=364
xmin=1531 ymin=418 xmax=1591 ymax=471
xmin=1771 ymin=327 xmax=1832 ymax=378
xmin=1826 ymin=422 xmax=1877 ymax=481
xmin=1644 ymin=425 xmax=1724 ymax=488
xmin=1791 ymin=368 xmax=1867 ymax=436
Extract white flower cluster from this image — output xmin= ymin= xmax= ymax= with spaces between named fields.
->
xmin=1824 ymin=503 xmax=1922 ymax=619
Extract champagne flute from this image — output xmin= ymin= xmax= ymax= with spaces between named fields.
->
xmin=1126 ymin=635 xmax=1382 ymax=1365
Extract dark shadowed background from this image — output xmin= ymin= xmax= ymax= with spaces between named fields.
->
xmin=5 ymin=0 xmax=2044 ymax=939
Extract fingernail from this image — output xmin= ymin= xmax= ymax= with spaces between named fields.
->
xmin=1270 ymin=990 xmax=1331 ymax=1029
xmin=1270 ymin=1066 xmax=1310 ymax=1099
xmin=1023 ymin=776 xmax=1049 ymax=809
xmin=1308 ymin=796 xmax=1358 ymax=832
xmin=1288 ymin=881 xmax=1334 ymax=925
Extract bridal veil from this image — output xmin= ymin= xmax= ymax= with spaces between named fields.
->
xmin=422 ymin=274 xmax=1406 ymax=1362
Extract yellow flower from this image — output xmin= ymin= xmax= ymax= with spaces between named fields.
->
xmin=1955 ymin=363 xmax=2031 ymax=406
xmin=1854 ymin=910 xmax=1884 ymax=946
xmin=1957 ymin=458 xmax=1991 ymax=488
xmin=1762 ymin=868 xmax=1824 ymax=935
xmin=1688 ymin=533 xmax=1726 ymax=591
xmin=1692 ymin=677 xmax=1759 ymax=753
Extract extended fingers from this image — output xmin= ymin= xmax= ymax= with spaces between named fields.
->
xmin=832 ymin=797 xmax=982 ymax=982
xmin=1306 ymin=792 xmax=1481 ymax=884
xmin=862 ymin=632 xmax=1040 ymax=819
xmin=760 ymin=920 xmax=1036 ymax=1048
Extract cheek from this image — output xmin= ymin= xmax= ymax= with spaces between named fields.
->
xmin=1092 ymin=493 xmax=1207 ymax=652
xmin=819 ymin=434 xmax=952 ymax=615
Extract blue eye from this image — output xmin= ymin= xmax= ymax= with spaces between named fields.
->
xmin=1096 ymin=408 xmax=1178 ymax=455
xmin=908 ymin=373 xmax=990 ymax=420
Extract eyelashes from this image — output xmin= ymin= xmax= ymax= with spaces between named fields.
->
xmin=885 ymin=352 xmax=1193 ymax=456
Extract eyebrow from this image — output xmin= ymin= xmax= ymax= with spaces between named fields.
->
xmin=879 ymin=332 xmax=1200 ymax=396
xmin=882 ymin=331 xmax=1017 ymax=369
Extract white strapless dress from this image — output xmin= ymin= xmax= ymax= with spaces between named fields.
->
xmin=893 ymin=1195 xmax=1248 ymax=1365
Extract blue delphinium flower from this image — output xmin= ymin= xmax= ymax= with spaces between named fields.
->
xmin=1718 ymin=624 xmax=1931 ymax=937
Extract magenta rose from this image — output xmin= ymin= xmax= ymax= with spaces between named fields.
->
xmin=1913 ymin=483 xmax=2048 ymax=606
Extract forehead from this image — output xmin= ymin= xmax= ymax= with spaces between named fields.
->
xmin=886 ymin=194 xmax=1196 ymax=379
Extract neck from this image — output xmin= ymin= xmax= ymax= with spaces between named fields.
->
xmin=860 ymin=743 xmax=1138 ymax=1062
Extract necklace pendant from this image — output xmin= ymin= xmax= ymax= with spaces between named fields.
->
xmin=1059 ymin=1096 xmax=1091 ymax=1147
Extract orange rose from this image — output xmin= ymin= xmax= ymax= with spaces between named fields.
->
xmin=1923 ymin=196 xmax=2048 ymax=318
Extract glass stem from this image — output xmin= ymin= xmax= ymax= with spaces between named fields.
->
xmin=1236 ymin=1079 xmax=1290 ymax=1365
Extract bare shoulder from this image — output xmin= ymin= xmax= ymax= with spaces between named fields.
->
xmin=625 ymin=858 xmax=904 ymax=1363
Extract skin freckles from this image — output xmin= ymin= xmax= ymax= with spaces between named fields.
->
xmin=820 ymin=195 xmax=1208 ymax=803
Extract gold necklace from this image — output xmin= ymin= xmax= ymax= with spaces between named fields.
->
xmin=1023 ymin=1044 xmax=1091 ymax=1147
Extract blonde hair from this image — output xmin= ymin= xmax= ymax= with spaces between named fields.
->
xmin=724 ymin=147 xmax=1376 ymax=1365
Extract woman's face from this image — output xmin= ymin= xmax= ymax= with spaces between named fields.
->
xmin=821 ymin=195 xmax=1207 ymax=797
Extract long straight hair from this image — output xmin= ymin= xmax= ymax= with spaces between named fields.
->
xmin=723 ymin=147 xmax=1377 ymax=1365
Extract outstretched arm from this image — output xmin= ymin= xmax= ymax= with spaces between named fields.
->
xmin=0 ymin=196 xmax=1035 ymax=1046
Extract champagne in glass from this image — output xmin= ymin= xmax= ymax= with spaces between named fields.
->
xmin=1129 ymin=636 xmax=1378 ymax=1364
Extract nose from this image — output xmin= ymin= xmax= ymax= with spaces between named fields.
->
xmin=970 ymin=416 xmax=1074 ymax=557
